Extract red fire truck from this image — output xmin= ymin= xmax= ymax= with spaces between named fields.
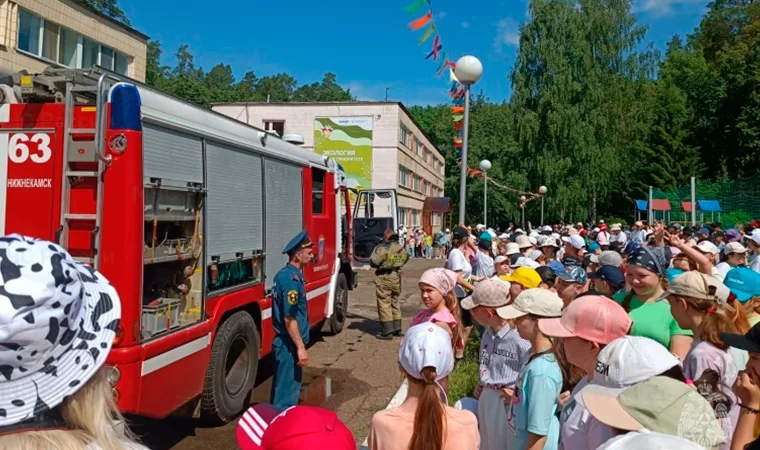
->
xmin=0 ymin=66 xmax=398 ymax=422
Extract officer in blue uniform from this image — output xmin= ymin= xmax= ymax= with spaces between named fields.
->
xmin=270 ymin=230 xmax=314 ymax=409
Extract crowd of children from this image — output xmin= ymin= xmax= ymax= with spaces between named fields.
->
xmin=366 ymin=221 xmax=760 ymax=450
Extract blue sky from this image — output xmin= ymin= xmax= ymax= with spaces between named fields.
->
xmin=122 ymin=0 xmax=712 ymax=106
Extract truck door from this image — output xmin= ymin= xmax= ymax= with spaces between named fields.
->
xmin=352 ymin=189 xmax=398 ymax=265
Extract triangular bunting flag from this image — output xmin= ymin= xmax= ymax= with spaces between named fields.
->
xmin=418 ymin=25 xmax=436 ymax=44
xmin=452 ymin=114 xmax=464 ymax=122
xmin=452 ymin=96 xmax=465 ymax=106
xmin=449 ymin=67 xmax=459 ymax=83
xmin=425 ymin=44 xmax=443 ymax=59
xmin=404 ymin=0 xmax=428 ymax=16
xmin=454 ymin=121 xmax=463 ymax=130
xmin=409 ymin=11 xmax=432 ymax=31
xmin=431 ymin=35 xmax=441 ymax=60
xmin=451 ymin=106 xmax=464 ymax=114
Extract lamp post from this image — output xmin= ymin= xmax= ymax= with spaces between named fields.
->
xmin=479 ymin=159 xmax=492 ymax=226
xmin=539 ymin=186 xmax=548 ymax=225
xmin=520 ymin=195 xmax=527 ymax=230
xmin=454 ymin=55 xmax=483 ymax=225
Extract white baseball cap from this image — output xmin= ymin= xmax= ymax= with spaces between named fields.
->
xmin=597 ymin=431 xmax=705 ymax=450
xmin=696 ymin=240 xmax=719 ymax=255
xmin=399 ymin=323 xmax=454 ymax=381
xmin=514 ymin=228 xmax=525 ymax=235
xmin=539 ymin=236 xmax=559 ymax=248
xmin=494 ymin=255 xmax=509 ymax=264
xmin=499 ymin=233 xmax=509 ymax=240
xmin=577 ymin=336 xmax=680 ymax=404
xmin=724 ymin=241 xmax=748 ymax=255
xmin=746 ymin=229 xmax=760 ymax=246
xmin=496 ymin=288 xmax=563 ymax=320
xmin=562 ymin=235 xmax=586 ymax=250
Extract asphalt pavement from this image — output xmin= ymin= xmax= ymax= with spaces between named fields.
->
xmin=130 ymin=257 xmax=442 ymax=449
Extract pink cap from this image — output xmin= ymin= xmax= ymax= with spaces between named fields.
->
xmin=538 ymin=295 xmax=632 ymax=345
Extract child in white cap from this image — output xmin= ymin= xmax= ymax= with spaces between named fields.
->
xmin=368 ymin=323 xmax=478 ymax=450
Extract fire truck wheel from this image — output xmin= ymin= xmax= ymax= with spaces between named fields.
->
xmin=328 ymin=273 xmax=349 ymax=334
xmin=200 ymin=311 xmax=260 ymax=424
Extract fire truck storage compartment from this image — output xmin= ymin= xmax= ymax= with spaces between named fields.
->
xmin=143 ymin=122 xmax=203 ymax=187
xmin=205 ymin=141 xmax=265 ymax=293
xmin=263 ymin=158 xmax=303 ymax=290
xmin=141 ymin=121 xmax=205 ymax=340
xmin=142 ymin=184 xmax=204 ymax=340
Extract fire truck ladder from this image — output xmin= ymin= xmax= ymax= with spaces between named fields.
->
xmin=57 ymin=70 xmax=123 ymax=268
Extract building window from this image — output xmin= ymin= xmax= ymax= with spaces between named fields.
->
xmin=399 ymin=207 xmax=408 ymax=227
xmin=398 ymin=165 xmax=410 ymax=188
xmin=432 ymin=213 xmax=442 ymax=226
xmin=18 ymin=10 xmax=41 ymax=55
xmin=411 ymin=210 xmax=421 ymax=227
xmin=17 ymin=9 xmax=131 ymax=76
xmin=263 ymin=120 xmax=285 ymax=137
xmin=416 ymin=139 xmax=423 ymax=157
xmin=412 ymin=175 xmax=421 ymax=192
xmin=399 ymin=124 xmax=410 ymax=147
xmin=312 ymin=169 xmax=325 ymax=214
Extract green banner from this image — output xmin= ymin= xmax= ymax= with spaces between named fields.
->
xmin=314 ymin=117 xmax=373 ymax=190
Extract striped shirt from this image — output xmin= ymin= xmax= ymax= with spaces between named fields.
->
xmin=479 ymin=325 xmax=531 ymax=388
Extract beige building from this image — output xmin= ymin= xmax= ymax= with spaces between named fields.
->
xmin=212 ymin=102 xmax=447 ymax=232
xmin=0 ymin=0 xmax=148 ymax=81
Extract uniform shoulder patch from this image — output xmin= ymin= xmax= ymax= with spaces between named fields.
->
xmin=287 ymin=290 xmax=299 ymax=305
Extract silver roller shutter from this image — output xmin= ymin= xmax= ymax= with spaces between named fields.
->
xmin=206 ymin=141 xmax=263 ymax=263
xmin=264 ymin=158 xmax=303 ymax=289
xmin=143 ymin=123 xmax=203 ymax=185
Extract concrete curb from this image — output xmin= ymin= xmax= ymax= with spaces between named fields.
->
xmin=359 ymin=379 xmax=409 ymax=450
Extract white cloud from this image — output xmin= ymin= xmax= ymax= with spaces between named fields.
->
xmin=493 ymin=18 xmax=521 ymax=54
xmin=634 ymin=0 xmax=709 ymax=17
xmin=461 ymin=20 xmax=470 ymax=28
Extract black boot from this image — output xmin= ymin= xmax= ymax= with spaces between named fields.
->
xmin=392 ymin=319 xmax=403 ymax=337
xmin=376 ymin=321 xmax=394 ymax=340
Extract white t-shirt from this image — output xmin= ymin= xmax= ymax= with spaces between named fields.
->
xmin=558 ymin=377 xmax=614 ymax=450
xmin=447 ymin=248 xmax=472 ymax=298
xmin=716 ymin=262 xmax=733 ymax=278
xmin=711 ymin=265 xmax=725 ymax=282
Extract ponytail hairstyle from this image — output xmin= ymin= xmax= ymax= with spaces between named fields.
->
xmin=444 ymin=290 xmax=465 ymax=351
xmin=680 ymin=291 xmax=739 ymax=351
xmin=728 ymin=293 xmax=751 ymax=334
xmin=408 ymin=367 xmax=446 ymax=450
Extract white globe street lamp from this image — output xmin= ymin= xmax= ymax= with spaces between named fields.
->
xmin=454 ymin=56 xmax=483 ymax=225
xmin=538 ymin=186 xmax=548 ymax=225
xmin=519 ymin=195 xmax=527 ymax=230
xmin=479 ymin=160 xmax=492 ymax=226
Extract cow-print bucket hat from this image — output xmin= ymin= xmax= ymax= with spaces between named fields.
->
xmin=0 ymin=234 xmax=120 ymax=427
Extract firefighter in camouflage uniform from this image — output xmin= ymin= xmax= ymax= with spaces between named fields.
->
xmin=370 ymin=228 xmax=409 ymax=340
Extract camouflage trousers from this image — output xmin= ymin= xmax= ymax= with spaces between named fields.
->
xmin=375 ymin=272 xmax=402 ymax=323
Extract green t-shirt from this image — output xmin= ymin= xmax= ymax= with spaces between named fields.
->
xmin=612 ymin=291 xmax=693 ymax=349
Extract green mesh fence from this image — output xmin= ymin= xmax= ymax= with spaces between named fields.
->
xmin=650 ymin=173 xmax=760 ymax=227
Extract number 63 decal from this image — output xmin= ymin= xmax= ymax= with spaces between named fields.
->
xmin=8 ymin=133 xmax=52 ymax=164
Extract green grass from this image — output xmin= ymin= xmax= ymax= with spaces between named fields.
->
xmin=447 ymin=327 xmax=482 ymax=405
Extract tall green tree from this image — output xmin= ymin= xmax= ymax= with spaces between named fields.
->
xmin=510 ymin=0 xmax=654 ymax=223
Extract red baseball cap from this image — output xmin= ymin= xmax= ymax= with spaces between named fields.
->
xmin=237 ymin=404 xmax=356 ymax=450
